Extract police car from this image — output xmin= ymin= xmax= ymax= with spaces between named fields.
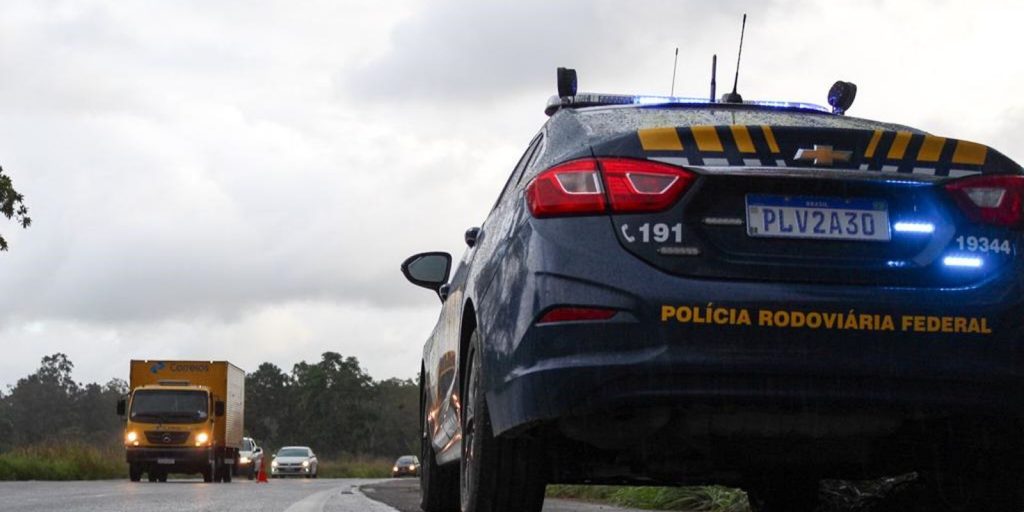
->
xmin=402 ymin=68 xmax=1024 ymax=512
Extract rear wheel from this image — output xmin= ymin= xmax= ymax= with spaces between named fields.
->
xmin=460 ymin=333 xmax=546 ymax=512
xmin=147 ymin=472 xmax=158 ymax=483
xmin=156 ymin=471 xmax=168 ymax=483
xmin=420 ymin=370 xmax=459 ymax=512
xmin=221 ymin=462 xmax=232 ymax=483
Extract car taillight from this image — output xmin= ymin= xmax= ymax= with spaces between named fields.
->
xmin=600 ymin=158 xmax=695 ymax=213
xmin=525 ymin=158 xmax=694 ymax=217
xmin=945 ymin=174 xmax=1024 ymax=228
xmin=525 ymin=159 xmax=607 ymax=217
xmin=537 ymin=306 xmax=618 ymax=324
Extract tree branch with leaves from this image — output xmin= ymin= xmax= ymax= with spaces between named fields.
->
xmin=0 ymin=165 xmax=31 ymax=251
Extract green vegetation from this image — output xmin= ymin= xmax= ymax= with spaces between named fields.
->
xmin=316 ymin=456 xmax=393 ymax=478
xmin=0 ymin=443 xmax=123 ymax=481
xmin=0 ymin=353 xmax=419 ymax=480
xmin=0 ymin=164 xmax=30 ymax=251
xmin=547 ymin=485 xmax=750 ymax=512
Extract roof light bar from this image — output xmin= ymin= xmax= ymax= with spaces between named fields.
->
xmin=546 ymin=93 xmax=831 ymax=115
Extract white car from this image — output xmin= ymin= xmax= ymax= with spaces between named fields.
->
xmin=235 ymin=437 xmax=264 ymax=480
xmin=271 ymin=446 xmax=318 ymax=478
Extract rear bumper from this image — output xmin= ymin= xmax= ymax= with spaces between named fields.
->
xmin=482 ymin=221 xmax=1024 ymax=437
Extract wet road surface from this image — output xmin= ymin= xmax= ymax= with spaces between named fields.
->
xmin=0 ymin=477 xmax=649 ymax=512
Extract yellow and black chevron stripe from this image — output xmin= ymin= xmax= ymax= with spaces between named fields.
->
xmin=634 ymin=125 xmax=1002 ymax=178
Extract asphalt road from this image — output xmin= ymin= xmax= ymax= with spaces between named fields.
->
xmin=0 ymin=478 xmax=648 ymax=512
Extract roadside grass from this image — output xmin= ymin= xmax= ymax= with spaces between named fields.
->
xmin=546 ymin=485 xmax=750 ymax=512
xmin=316 ymin=456 xmax=393 ymax=478
xmin=0 ymin=443 xmax=124 ymax=481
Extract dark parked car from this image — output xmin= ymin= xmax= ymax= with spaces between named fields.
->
xmin=403 ymin=71 xmax=1024 ymax=512
xmin=392 ymin=455 xmax=420 ymax=477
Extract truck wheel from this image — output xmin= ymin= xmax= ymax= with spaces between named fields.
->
xmin=157 ymin=471 xmax=168 ymax=483
xmin=147 ymin=472 xmax=158 ymax=482
xmin=222 ymin=464 xmax=232 ymax=483
xmin=420 ymin=375 xmax=459 ymax=512
xmin=460 ymin=335 xmax=546 ymax=512
xmin=129 ymin=464 xmax=142 ymax=482
xmin=202 ymin=461 xmax=214 ymax=483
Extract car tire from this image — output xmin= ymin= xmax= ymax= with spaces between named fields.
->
xmin=460 ymin=333 xmax=546 ymax=512
xmin=744 ymin=476 xmax=820 ymax=512
xmin=248 ymin=465 xmax=255 ymax=480
xmin=129 ymin=463 xmax=142 ymax=482
xmin=420 ymin=371 xmax=460 ymax=512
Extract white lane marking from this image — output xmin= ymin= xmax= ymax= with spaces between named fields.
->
xmin=282 ymin=482 xmax=400 ymax=512
xmin=283 ymin=487 xmax=337 ymax=512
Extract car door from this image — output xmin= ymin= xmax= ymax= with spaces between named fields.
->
xmin=426 ymin=134 xmax=545 ymax=460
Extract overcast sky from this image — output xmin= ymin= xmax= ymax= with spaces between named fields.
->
xmin=1 ymin=0 xmax=1022 ymax=387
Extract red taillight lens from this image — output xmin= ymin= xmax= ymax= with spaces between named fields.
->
xmin=537 ymin=307 xmax=618 ymax=324
xmin=945 ymin=174 xmax=1024 ymax=228
xmin=600 ymin=158 xmax=695 ymax=213
xmin=525 ymin=158 xmax=694 ymax=217
xmin=525 ymin=159 xmax=606 ymax=217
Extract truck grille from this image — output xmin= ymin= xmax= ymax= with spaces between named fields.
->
xmin=145 ymin=431 xmax=190 ymax=445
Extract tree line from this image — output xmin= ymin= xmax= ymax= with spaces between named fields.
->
xmin=0 ymin=352 xmax=418 ymax=459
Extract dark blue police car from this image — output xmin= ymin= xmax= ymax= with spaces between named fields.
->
xmin=402 ymin=70 xmax=1024 ymax=512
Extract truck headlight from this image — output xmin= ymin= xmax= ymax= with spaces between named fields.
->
xmin=302 ymin=460 xmax=309 ymax=467
xmin=125 ymin=431 xmax=138 ymax=443
xmin=195 ymin=432 xmax=209 ymax=446
xmin=239 ymin=456 xmax=251 ymax=464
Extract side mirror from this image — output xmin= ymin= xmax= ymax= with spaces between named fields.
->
xmin=465 ymin=227 xmax=481 ymax=248
xmin=215 ymin=401 xmax=225 ymax=417
xmin=116 ymin=398 xmax=126 ymax=416
xmin=401 ymin=252 xmax=452 ymax=299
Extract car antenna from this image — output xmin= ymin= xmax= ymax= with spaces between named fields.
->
xmin=709 ymin=54 xmax=717 ymax=102
xmin=670 ymin=47 xmax=679 ymax=96
xmin=720 ymin=13 xmax=747 ymax=103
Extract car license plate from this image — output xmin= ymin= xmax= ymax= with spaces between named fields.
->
xmin=157 ymin=458 xmax=175 ymax=465
xmin=746 ymin=194 xmax=890 ymax=241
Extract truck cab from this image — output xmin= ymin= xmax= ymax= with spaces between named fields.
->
xmin=117 ymin=360 xmax=244 ymax=483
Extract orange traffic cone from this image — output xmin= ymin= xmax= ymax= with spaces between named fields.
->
xmin=257 ymin=455 xmax=269 ymax=483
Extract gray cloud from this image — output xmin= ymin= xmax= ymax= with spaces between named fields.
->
xmin=1 ymin=0 xmax=1023 ymax=386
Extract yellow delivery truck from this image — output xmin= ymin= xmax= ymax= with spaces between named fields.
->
xmin=117 ymin=360 xmax=244 ymax=482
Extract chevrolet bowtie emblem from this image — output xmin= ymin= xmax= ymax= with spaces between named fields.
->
xmin=794 ymin=145 xmax=852 ymax=166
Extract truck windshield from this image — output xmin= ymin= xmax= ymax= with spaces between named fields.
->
xmin=130 ymin=390 xmax=209 ymax=423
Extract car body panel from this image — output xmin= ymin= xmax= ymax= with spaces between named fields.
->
xmin=414 ymin=103 xmax=1024 ymax=481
